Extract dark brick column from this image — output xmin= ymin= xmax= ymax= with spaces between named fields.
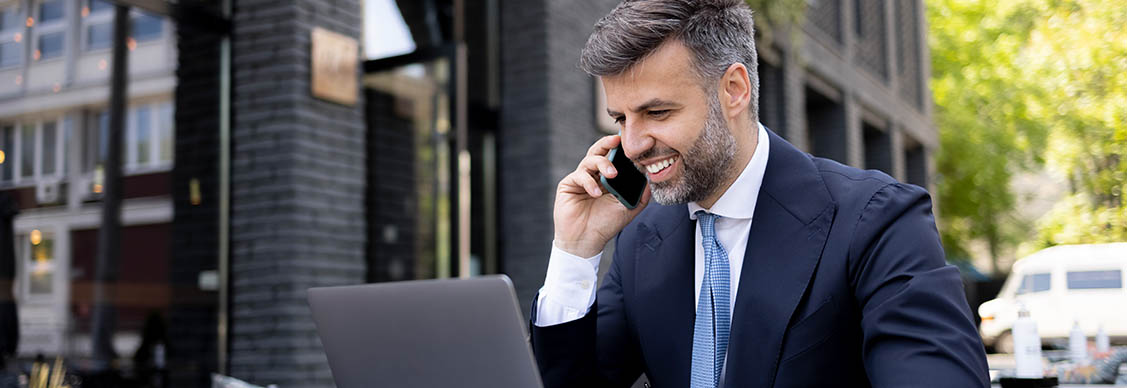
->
xmin=499 ymin=0 xmax=618 ymax=318
xmin=228 ymin=0 xmax=365 ymax=385
xmin=170 ymin=4 xmax=223 ymax=386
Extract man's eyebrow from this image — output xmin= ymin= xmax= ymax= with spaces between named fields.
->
xmin=606 ymin=98 xmax=681 ymax=117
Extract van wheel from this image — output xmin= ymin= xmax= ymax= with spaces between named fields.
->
xmin=994 ymin=331 xmax=1014 ymax=354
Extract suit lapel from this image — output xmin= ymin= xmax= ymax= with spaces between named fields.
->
xmin=723 ymin=130 xmax=836 ymax=387
xmin=632 ymin=204 xmax=695 ymax=386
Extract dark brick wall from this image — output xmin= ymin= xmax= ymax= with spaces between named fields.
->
xmin=228 ymin=0 xmax=366 ymax=385
xmin=171 ymin=6 xmax=223 ymax=386
xmin=499 ymin=0 xmax=619 ymax=318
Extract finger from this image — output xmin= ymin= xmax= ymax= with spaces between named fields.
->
xmin=586 ymin=135 xmax=622 ymax=157
xmin=578 ymin=154 xmax=617 ymax=179
xmin=575 ymin=170 xmax=603 ymax=198
xmin=559 ymin=169 xmax=603 ymax=198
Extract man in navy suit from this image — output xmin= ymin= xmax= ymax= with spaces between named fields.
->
xmin=530 ymin=0 xmax=990 ymax=387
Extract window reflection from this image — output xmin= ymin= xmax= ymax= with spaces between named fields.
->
xmin=366 ymin=58 xmax=451 ymax=281
xmin=26 ymin=231 xmax=53 ymax=295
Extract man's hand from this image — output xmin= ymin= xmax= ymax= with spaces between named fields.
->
xmin=553 ymin=135 xmax=651 ymax=258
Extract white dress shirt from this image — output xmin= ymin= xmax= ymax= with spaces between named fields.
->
xmin=536 ymin=123 xmax=770 ymax=327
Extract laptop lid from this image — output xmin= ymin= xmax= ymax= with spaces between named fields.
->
xmin=308 ymin=275 xmax=544 ymax=388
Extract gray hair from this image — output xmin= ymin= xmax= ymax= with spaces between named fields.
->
xmin=580 ymin=0 xmax=759 ymax=120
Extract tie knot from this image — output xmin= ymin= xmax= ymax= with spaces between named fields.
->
xmin=696 ymin=211 xmax=719 ymax=238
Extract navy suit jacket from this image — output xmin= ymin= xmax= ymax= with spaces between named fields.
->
xmin=530 ymin=129 xmax=989 ymax=387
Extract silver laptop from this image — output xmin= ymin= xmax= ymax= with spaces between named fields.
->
xmin=307 ymin=275 xmax=544 ymax=388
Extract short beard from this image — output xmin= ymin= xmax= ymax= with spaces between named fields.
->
xmin=648 ymin=95 xmax=738 ymax=205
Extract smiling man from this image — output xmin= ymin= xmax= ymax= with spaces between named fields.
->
xmin=530 ymin=1 xmax=990 ymax=387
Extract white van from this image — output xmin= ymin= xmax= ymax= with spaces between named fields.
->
xmin=978 ymin=243 xmax=1127 ymax=353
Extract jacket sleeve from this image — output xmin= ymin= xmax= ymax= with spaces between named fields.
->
xmin=530 ymin=234 xmax=644 ymax=388
xmin=847 ymin=183 xmax=990 ymax=387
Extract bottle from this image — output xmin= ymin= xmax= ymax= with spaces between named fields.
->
xmin=1096 ymin=324 xmax=1110 ymax=354
xmin=1013 ymin=306 xmax=1043 ymax=378
xmin=1069 ymin=320 xmax=1088 ymax=365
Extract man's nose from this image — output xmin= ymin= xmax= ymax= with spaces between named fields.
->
xmin=620 ymin=122 xmax=653 ymax=161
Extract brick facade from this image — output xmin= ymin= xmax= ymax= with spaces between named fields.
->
xmin=227 ymin=0 xmax=366 ymax=385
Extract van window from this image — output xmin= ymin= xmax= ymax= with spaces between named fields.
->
xmin=1066 ymin=270 xmax=1122 ymax=290
xmin=1016 ymin=273 xmax=1051 ymax=295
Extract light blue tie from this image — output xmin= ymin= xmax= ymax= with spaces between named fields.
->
xmin=690 ymin=211 xmax=731 ymax=388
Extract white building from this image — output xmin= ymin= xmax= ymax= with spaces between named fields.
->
xmin=0 ymin=0 xmax=175 ymax=359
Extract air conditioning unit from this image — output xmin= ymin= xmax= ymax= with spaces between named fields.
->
xmin=35 ymin=179 xmax=62 ymax=205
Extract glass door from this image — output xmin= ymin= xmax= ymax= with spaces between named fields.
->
xmin=365 ymin=51 xmax=456 ymax=282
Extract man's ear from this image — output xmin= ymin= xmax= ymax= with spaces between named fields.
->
xmin=719 ymin=63 xmax=751 ymax=119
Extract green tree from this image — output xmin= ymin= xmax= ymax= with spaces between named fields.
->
xmin=1023 ymin=0 xmax=1127 ymax=250
xmin=929 ymin=0 xmax=1127 ymax=270
xmin=928 ymin=0 xmax=1048 ymax=273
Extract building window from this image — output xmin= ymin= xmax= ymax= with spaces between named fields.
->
xmin=0 ymin=41 xmax=19 ymax=67
xmin=87 ymin=0 xmax=111 ymax=13
xmin=132 ymin=10 xmax=162 ymax=41
xmin=132 ymin=105 xmax=150 ymax=165
xmin=38 ymin=0 xmax=63 ymax=22
xmin=82 ymin=0 xmax=111 ymax=51
xmin=22 ymin=230 xmax=54 ymax=296
xmin=87 ymin=101 xmax=174 ymax=174
xmin=83 ymin=1 xmax=164 ymax=51
xmin=0 ymin=4 xmax=22 ymax=30
xmin=84 ymin=110 xmax=108 ymax=173
xmin=42 ymin=121 xmax=56 ymax=175
xmin=158 ymin=102 xmax=172 ymax=162
xmin=32 ymin=0 xmax=67 ymax=62
xmin=37 ymin=31 xmax=62 ymax=59
xmin=19 ymin=124 xmax=34 ymax=179
xmin=0 ymin=4 xmax=23 ymax=68
xmin=6 ymin=119 xmax=65 ymax=184
xmin=85 ymin=22 xmax=110 ymax=50
xmin=128 ymin=101 xmax=173 ymax=169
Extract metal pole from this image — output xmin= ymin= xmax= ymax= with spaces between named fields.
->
xmin=91 ymin=3 xmax=130 ymax=370
xmin=454 ymin=0 xmax=471 ymax=278
xmin=217 ymin=0 xmax=232 ymax=375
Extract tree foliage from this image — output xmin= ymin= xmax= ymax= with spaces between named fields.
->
xmin=1023 ymin=1 xmax=1127 ymax=250
xmin=928 ymin=0 xmax=1127 ymax=271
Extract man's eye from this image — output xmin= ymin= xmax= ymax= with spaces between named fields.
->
xmin=648 ymin=110 xmax=671 ymax=119
xmin=613 ymin=116 xmax=625 ymax=125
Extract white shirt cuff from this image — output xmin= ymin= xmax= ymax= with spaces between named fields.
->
xmin=533 ymin=243 xmax=602 ymax=327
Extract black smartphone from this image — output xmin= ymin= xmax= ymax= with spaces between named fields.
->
xmin=599 ymin=144 xmax=648 ymax=209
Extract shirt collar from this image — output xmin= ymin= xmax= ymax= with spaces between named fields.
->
xmin=688 ymin=122 xmax=770 ymax=220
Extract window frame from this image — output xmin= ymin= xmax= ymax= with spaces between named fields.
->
xmin=81 ymin=0 xmax=166 ymax=53
xmin=130 ymin=8 xmax=163 ymax=43
xmin=5 ymin=117 xmax=66 ymax=186
xmin=80 ymin=0 xmax=112 ymax=52
xmin=19 ymin=229 xmax=56 ymax=300
xmin=0 ymin=2 xmax=25 ymax=69
xmin=31 ymin=0 xmax=68 ymax=62
xmin=126 ymin=101 xmax=172 ymax=172
xmin=86 ymin=101 xmax=173 ymax=176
